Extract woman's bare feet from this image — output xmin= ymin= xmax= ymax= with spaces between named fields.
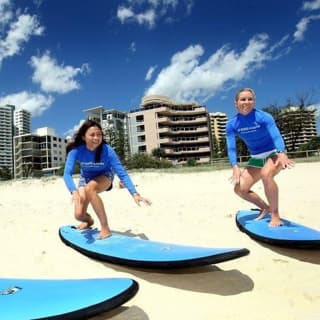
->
xmin=254 ymin=208 xmax=270 ymax=221
xmin=98 ymin=227 xmax=112 ymax=240
xmin=77 ymin=213 xmax=94 ymax=230
xmin=269 ymin=213 xmax=282 ymax=227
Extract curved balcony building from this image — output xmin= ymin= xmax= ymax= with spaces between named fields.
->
xmin=128 ymin=95 xmax=212 ymax=164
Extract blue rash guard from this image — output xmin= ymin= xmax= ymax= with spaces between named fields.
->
xmin=63 ymin=143 xmax=137 ymax=195
xmin=226 ymin=108 xmax=286 ymax=167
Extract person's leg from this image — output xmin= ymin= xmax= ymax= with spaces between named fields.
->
xmin=260 ymin=156 xmax=283 ymax=227
xmin=85 ymin=176 xmax=112 ymax=239
xmin=74 ymin=187 xmax=93 ymax=230
xmin=234 ymin=167 xmax=270 ymax=217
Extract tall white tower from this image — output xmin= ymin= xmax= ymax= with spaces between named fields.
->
xmin=0 ymin=104 xmax=15 ymax=176
xmin=14 ymin=109 xmax=31 ymax=136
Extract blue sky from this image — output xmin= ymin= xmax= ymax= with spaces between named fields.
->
xmin=1 ymin=0 xmax=320 ymax=138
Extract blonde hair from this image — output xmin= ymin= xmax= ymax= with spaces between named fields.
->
xmin=234 ymin=88 xmax=256 ymax=101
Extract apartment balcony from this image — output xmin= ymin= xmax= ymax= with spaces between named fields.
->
xmin=157 ymin=106 xmax=207 ymax=116
xmin=158 ymin=127 xmax=171 ymax=134
xmin=137 ymin=141 xmax=146 ymax=147
xmin=190 ymin=127 xmax=209 ymax=134
xmin=157 ymin=116 xmax=171 ymax=124
xmin=21 ymin=150 xmax=42 ymax=157
xmin=159 ymin=136 xmax=209 ymax=144
xmin=159 ymin=126 xmax=209 ymax=135
xmin=157 ymin=116 xmax=208 ymax=125
xmin=154 ymin=106 xmax=170 ymax=114
xmin=164 ymin=146 xmax=210 ymax=155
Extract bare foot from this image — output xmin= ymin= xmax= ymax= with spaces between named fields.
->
xmin=254 ymin=208 xmax=270 ymax=221
xmin=77 ymin=213 xmax=94 ymax=230
xmin=97 ymin=230 xmax=112 ymax=240
xmin=269 ymin=214 xmax=282 ymax=227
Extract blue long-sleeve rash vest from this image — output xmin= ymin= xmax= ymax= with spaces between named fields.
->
xmin=63 ymin=143 xmax=137 ymax=195
xmin=226 ymin=109 xmax=286 ymax=166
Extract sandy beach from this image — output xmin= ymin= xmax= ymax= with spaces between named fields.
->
xmin=1 ymin=162 xmax=319 ymax=320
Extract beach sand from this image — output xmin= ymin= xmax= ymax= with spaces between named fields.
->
xmin=1 ymin=162 xmax=319 ymax=320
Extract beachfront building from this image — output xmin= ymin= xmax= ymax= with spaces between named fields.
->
xmin=14 ymin=109 xmax=31 ymax=136
xmin=127 ymin=95 xmax=212 ymax=164
xmin=83 ymin=106 xmax=127 ymax=137
xmin=209 ymin=112 xmax=228 ymax=156
xmin=14 ymin=127 xmax=67 ymax=178
xmin=0 ymin=104 xmax=15 ymax=177
xmin=278 ymin=107 xmax=317 ymax=151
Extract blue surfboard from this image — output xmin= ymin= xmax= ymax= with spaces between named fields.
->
xmin=236 ymin=209 xmax=320 ymax=249
xmin=59 ymin=226 xmax=249 ymax=268
xmin=0 ymin=277 xmax=138 ymax=320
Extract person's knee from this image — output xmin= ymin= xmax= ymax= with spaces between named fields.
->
xmin=260 ymin=169 xmax=274 ymax=182
xmin=84 ymin=183 xmax=98 ymax=199
xmin=234 ymin=184 xmax=244 ymax=196
xmin=74 ymin=210 xmax=85 ymax=220
xmin=85 ymin=183 xmax=99 ymax=202
xmin=234 ymin=184 xmax=240 ymax=195
xmin=234 ymin=183 xmax=250 ymax=197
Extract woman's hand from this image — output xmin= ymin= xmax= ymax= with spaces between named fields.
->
xmin=275 ymin=153 xmax=295 ymax=169
xmin=132 ymin=193 xmax=152 ymax=206
xmin=229 ymin=165 xmax=241 ymax=185
xmin=71 ymin=190 xmax=81 ymax=205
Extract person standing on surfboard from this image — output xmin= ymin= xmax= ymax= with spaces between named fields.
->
xmin=63 ymin=119 xmax=151 ymax=239
xmin=226 ymin=88 xmax=294 ymax=227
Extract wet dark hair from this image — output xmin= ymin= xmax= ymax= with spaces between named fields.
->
xmin=66 ymin=119 xmax=106 ymax=162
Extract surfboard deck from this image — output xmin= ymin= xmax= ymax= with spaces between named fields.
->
xmin=236 ymin=209 xmax=320 ymax=249
xmin=59 ymin=225 xmax=249 ymax=269
xmin=0 ymin=277 xmax=138 ymax=320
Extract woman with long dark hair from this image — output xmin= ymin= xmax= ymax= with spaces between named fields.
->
xmin=63 ymin=119 xmax=151 ymax=239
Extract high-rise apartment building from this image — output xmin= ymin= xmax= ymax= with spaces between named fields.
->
xmin=83 ymin=106 xmax=127 ymax=134
xmin=83 ymin=106 xmax=127 ymax=128
xmin=14 ymin=109 xmax=31 ymax=136
xmin=14 ymin=127 xmax=67 ymax=178
xmin=279 ymin=107 xmax=317 ymax=151
xmin=82 ymin=106 xmax=104 ymax=124
xmin=0 ymin=104 xmax=15 ymax=176
xmin=128 ymin=95 xmax=212 ymax=164
xmin=209 ymin=112 xmax=228 ymax=156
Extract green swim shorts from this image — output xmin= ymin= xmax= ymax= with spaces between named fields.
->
xmin=247 ymin=152 xmax=277 ymax=168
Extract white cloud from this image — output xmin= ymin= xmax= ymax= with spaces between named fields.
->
xmin=64 ymin=119 xmax=85 ymax=140
xmin=117 ymin=0 xmax=193 ymax=28
xmin=0 ymin=0 xmax=13 ymax=26
xmin=117 ymin=6 xmax=156 ymax=28
xmin=130 ymin=41 xmax=136 ymax=52
xmin=294 ymin=1 xmax=320 ymax=42
xmin=30 ymin=52 xmax=90 ymax=94
xmin=302 ymin=0 xmax=320 ymax=11
xmin=145 ymin=34 xmax=273 ymax=102
xmin=117 ymin=6 xmax=134 ymax=22
xmin=135 ymin=9 xmax=156 ymax=27
xmin=0 ymin=11 xmax=44 ymax=66
xmin=145 ymin=65 xmax=157 ymax=80
xmin=293 ymin=14 xmax=320 ymax=41
xmin=0 ymin=91 xmax=54 ymax=116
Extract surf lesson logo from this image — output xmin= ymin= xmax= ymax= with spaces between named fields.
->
xmin=0 ymin=286 xmax=22 ymax=295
